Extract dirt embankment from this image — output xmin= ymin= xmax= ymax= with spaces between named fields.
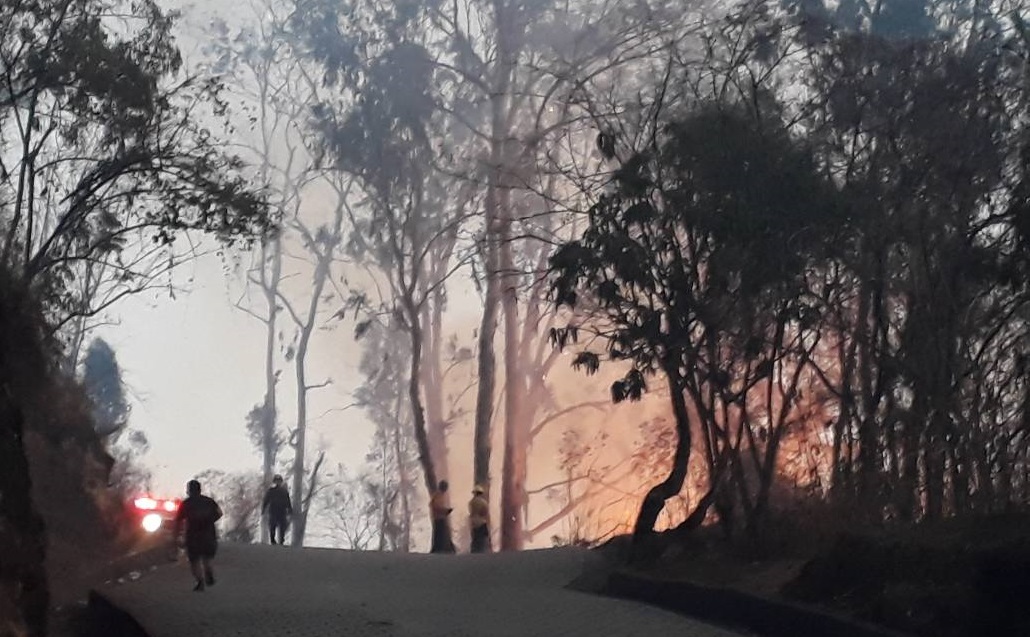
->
xmin=9 ymin=370 xmax=173 ymax=637
xmin=25 ymin=424 xmax=166 ymax=635
xmin=784 ymin=515 xmax=1030 ymax=637
xmin=602 ymin=514 xmax=1030 ymax=637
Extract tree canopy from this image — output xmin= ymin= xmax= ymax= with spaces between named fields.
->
xmin=0 ymin=0 xmax=274 ymax=335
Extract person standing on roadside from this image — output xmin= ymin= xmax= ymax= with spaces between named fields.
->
xmin=262 ymin=474 xmax=293 ymax=545
xmin=468 ymin=484 xmax=490 ymax=553
xmin=174 ymin=479 xmax=223 ymax=592
xmin=429 ymin=480 xmax=455 ymax=554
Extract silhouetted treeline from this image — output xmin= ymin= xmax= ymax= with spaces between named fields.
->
xmin=551 ymin=0 xmax=1030 ymax=543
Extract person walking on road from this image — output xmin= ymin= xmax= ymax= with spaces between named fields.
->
xmin=429 ymin=480 xmax=455 ymax=554
xmin=468 ymin=484 xmax=490 ymax=553
xmin=262 ymin=474 xmax=293 ymax=545
xmin=174 ymin=479 xmax=223 ymax=592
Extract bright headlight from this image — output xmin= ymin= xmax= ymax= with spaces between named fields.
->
xmin=142 ymin=513 xmax=163 ymax=533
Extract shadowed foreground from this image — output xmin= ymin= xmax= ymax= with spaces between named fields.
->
xmin=95 ymin=544 xmax=747 ymax=637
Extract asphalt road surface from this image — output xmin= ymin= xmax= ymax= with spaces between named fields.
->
xmin=96 ymin=543 xmax=748 ymax=637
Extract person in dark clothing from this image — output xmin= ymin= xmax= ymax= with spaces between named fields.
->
xmin=429 ymin=480 xmax=455 ymax=554
xmin=261 ymin=474 xmax=292 ymax=545
xmin=174 ymin=480 xmax=223 ymax=592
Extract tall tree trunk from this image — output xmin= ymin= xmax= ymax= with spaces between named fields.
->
xmin=251 ymin=67 xmax=283 ymax=542
xmin=474 ymin=0 xmax=521 ymax=549
xmin=290 ymin=251 xmax=333 ymax=547
xmin=924 ymin=415 xmax=946 ymax=520
xmin=290 ymin=330 xmax=310 ymax=546
xmin=499 ymin=405 xmax=527 ymax=550
xmin=261 ymin=237 xmax=281 ymax=489
xmin=633 ymin=366 xmax=692 ymax=545
xmin=294 ymin=450 xmax=325 ymax=547
xmin=856 ymin=280 xmax=883 ymax=512
xmin=394 ymin=423 xmax=412 ymax=553
xmin=830 ymin=312 xmax=858 ymax=503
xmin=751 ymin=422 xmax=787 ymax=540
xmin=420 ymin=296 xmax=450 ymax=480
xmin=403 ymin=295 xmax=451 ymax=552
xmin=949 ymin=443 xmax=967 ymax=516
xmin=497 ymin=132 xmax=522 ymax=551
xmin=378 ymin=425 xmax=390 ymax=551
xmin=499 ymin=197 xmax=522 ymax=551
xmin=472 ymin=5 xmax=516 ymax=511
xmin=973 ymin=435 xmax=993 ymax=512
xmin=897 ymin=413 xmax=922 ymax=522
xmin=996 ymin=450 xmax=1012 ymax=512
xmin=472 ymin=226 xmax=499 ymax=502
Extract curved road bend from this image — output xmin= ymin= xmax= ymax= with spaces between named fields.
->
xmin=96 ymin=543 xmax=749 ymax=637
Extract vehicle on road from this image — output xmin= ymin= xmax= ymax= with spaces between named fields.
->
xmin=130 ymin=495 xmax=182 ymax=561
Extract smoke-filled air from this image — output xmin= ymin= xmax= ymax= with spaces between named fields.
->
xmin=3 ymin=0 xmax=1030 ymax=636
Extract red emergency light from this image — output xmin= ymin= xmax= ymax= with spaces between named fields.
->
xmin=133 ymin=496 xmax=181 ymax=511
xmin=131 ymin=495 xmax=181 ymax=533
xmin=133 ymin=497 xmax=158 ymax=510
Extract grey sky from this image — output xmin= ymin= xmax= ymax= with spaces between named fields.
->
xmin=87 ymin=0 xmax=362 ymax=496
xmin=97 ymin=244 xmax=374 ymax=496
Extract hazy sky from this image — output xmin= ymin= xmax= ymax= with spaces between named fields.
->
xmin=86 ymin=0 xmax=365 ymax=497
xmin=96 ymin=244 xmax=374 ymax=496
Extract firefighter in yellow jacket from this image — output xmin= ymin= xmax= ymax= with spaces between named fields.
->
xmin=469 ymin=484 xmax=490 ymax=553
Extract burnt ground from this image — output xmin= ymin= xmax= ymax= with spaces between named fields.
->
xmin=601 ymin=513 xmax=1030 ymax=637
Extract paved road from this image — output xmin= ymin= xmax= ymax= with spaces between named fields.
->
xmin=96 ymin=544 xmax=747 ymax=637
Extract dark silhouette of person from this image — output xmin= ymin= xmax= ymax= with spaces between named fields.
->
xmin=174 ymin=479 xmax=223 ymax=592
xmin=429 ymin=479 xmax=455 ymax=554
xmin=262 ymin=474 xmax=293 ymax=545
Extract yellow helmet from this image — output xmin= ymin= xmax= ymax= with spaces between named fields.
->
xmin=473 ymin=484 xmax=485 ymax=495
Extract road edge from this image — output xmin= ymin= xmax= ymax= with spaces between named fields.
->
xmin=601 ymin=570 xmax=912 ymax=637
xmin=84 ymin=590 xmax=151 ymax=637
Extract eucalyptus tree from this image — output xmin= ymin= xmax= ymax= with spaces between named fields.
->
xmin=292 ymin=0 xmax=479 ymax=552
xmin=202 ymin=1 xmax=356 ymax=545
xmin=201 ymin=1 xmax=310 ymax=490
